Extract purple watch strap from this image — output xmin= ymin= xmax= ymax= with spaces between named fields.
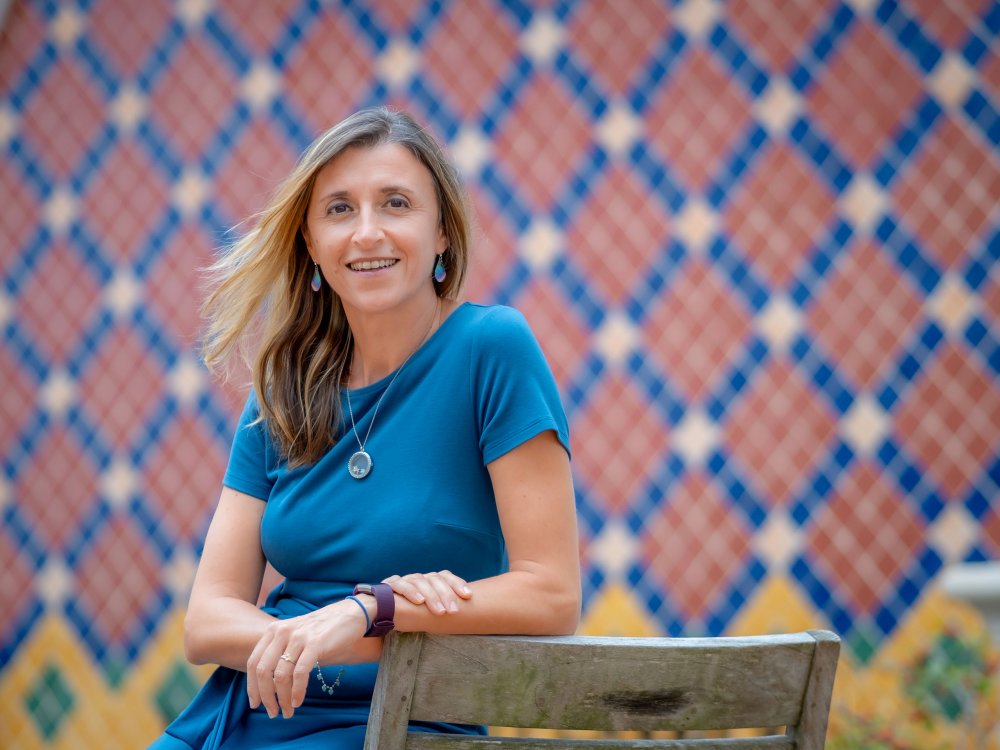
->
xmin=353 ymin=583 xmax=395 ymax=637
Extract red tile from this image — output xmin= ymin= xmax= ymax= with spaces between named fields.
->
xmin=0 ymin=1 xmax=46 ymax=97
xmin=16 ymin=240 xmax=102 ymax=362
xmin=423 ymin=0 xmax=519 ymax=119
xmin=15 ymin=426 xmax=100 ymax=552
xmin=0 ymin=346 xmax=36 ymax=462
xmin=143 ymin=413 xmax=227 ymax=544
xmin=216 ymin=0 xmax=295 ymax=55
xmin=565 ymin=0 xmax=671 ymax=95
xmin=464 ymin=185 xmax=518 ymax=304
xmin=367 ymin=0 xmax=430 ymax=34
xmin=646 ymin=47 xmax=753 ymax=192
xmin=571 ymin=372 xmax=671 ymax=514
xmin=148 ymin=35 xmax=239 ymax=162
xmin=981 ymin=271 xmax=1000 ymax=333
xmin=892 ymin=117 xmax=1000 ymax=271
xmin=566 ymin=164 xmax=669 ymax=305
xmin=81 ymin=140 xmax=170 ymax=262
xmin=805 ymin=461 xmax=925 ymax=614
xmin=0 ymin=525 xmax=36 ymax=649
xmin=284 ymin=10 xmax=376 ymax=135
xmin=88 ymin=0 xmax=173 ymax=78
xmin=727 ymin=0 xmax=836 ymax=72
xmin=0 ymin=159 xmax=40 ymax=266
xmin=903 ymin=0 xmax=993 ymax=49
xmin=980 ymin=48 xmax=1000 ymax=107
xmin=806 ymin=238 xmax=923 ymax=391
xmin=212 ymin=117 xmax=298 ymax=226
xmin=723 ymin=357 xmax=838 ymax=506
xmin=806 ymin=21 xmax=924 ymax=169
xmin=494 ymin=72 xmax=591 ymax=212
xmin=209 ymin=376 xmax=253 ymax=426
xmin=146 ymin=223 xmax=216 ymax=348
xmin=724 ymin=142 xmax=836 ymax=289
xmin=641 ymin=470 xmax=752 ymax=620
xmin=511 ymin=276 xmax=589 ymax=390
xmin=20 ymin=58 xmax=106 ymax=179
xmin=894 ymin=342 xmax=1000 ymax=498
xmin=642 ymin=257 xmax=753 ymax=403
xmin=78 ymin=325 xmax=166 ymax=451
xmin=73 ymin=513 xmax=163 ymax=648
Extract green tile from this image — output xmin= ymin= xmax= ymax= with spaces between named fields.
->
xmin=154 ymin=661 xmax=201 ymax=724
xmin=24 ymin=664 xmax=75 ymax=741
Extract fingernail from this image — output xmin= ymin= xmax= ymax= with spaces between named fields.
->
xmin=435 ymin=603 xmax=446 ymax=613
xmin=462 ymin=586 xmax=471 ymax=596
xmin=448 ymin=602 xmax=459 ymax=612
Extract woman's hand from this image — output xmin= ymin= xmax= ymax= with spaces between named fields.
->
xmin=383 ymin=570 xmax=472 ymax=615
xmin=246 ymin=597 xmax=370 ymax=719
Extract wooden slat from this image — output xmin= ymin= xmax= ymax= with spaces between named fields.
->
xmin=404 ymin=634 xmax=817 ymax=732
xmin=789 ymin=631 xmax=841 ymax=750
xmin=363 ymin=630 xmax=425 ymax=750
xmin=404 ymin=733 xmax=796 ymax=749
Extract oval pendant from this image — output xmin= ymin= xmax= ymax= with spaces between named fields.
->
xmin=348 ymin=450 xmax=373 ymax=479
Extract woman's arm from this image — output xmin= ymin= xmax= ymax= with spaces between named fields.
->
xmin=385 ymin=429 xmax=581 ymax=635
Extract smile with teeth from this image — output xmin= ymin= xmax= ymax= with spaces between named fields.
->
xmin=349 ymin=259 xmax=398 ymax=271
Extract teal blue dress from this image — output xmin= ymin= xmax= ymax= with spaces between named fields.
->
xmin=149 ymin=303 xmax=571 ymax=749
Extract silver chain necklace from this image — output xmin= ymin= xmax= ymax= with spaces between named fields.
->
xmin=344 ymin=304 xmax=439 ymax=479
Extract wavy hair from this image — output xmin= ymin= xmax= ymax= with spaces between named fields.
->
xmin=201 ymin=107 xmax=472 ymax=467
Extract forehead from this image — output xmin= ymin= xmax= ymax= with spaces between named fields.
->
xmin=312 ymin=142 xmax=436 ymax=195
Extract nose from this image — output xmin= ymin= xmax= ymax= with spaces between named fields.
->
xmin=353 ymin=205 xmax=384 ymax=247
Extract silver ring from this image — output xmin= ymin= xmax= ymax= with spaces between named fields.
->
xmin=280 ymin=653 xmax=295 ymax=664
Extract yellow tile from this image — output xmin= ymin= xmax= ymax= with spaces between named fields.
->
xmin=578 ymin=583 xmax=663 ymax=637
xmin=726 ymin=573 xmax=831 ymax=636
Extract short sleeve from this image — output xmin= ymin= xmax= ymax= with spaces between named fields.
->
xmin=222 ymin=392 xmax=275 ymax=500
xmin=472 ymin=306 xmax=570 ymax=465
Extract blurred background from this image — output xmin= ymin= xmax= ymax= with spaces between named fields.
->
xmin=1 ymin=0 xmax=998 ymax=747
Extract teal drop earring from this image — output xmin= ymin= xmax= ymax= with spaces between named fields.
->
xmin=311 ymin=263 xmax=322 ymax=292
xmin=433 ymin=253 xmax=446 ymax=283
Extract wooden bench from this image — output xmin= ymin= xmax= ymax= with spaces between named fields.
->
xmin=364 ymin=630 xmax=840 ymax=749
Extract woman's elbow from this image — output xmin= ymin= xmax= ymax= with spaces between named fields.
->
xmin=545 ymin=581 xmax=582 ymax=635
xmin=182 ymin=609 xmax=211 ymax=665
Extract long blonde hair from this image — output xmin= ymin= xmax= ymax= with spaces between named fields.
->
xmin=201 ymin=107 xmax=472 ymax=467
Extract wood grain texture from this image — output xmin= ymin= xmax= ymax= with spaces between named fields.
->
xmin=364 ymin=631 xmax=840 ymax=749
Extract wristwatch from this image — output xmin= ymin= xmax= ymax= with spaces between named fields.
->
xmin=353 ymin=582 xmax=395 ymax=637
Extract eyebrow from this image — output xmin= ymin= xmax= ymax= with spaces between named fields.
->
xmin=315 ymin=185 xmax=414 ymax=203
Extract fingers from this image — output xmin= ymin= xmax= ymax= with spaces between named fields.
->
xmin=384 ymin=570 xmax=472 ymax=615
xmin=247 ymin=626 xmax=304 ymax=719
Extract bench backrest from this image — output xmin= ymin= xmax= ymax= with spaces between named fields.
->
xmin=364 ymin=629 xmax=840 ymax=749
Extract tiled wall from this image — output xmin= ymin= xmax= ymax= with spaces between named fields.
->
xmin=1 ymin=1 xmax=998 ymax=747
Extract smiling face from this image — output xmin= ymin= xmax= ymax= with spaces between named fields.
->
xmin=302 ymin=142 xmax=448 ymax=320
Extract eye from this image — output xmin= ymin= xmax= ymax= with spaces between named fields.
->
xmin=327 ymin=202 xmax=350 ymax=216
xmin=387 ymin=196 xmax=409 ymax=209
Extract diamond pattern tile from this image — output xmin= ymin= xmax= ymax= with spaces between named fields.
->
xmin=806 ymin=238 xmax=924 ymax=391
xmin=727 ymin=0 xmax=836 ymax=73
xmin=892 ymin=117 xmax=1000 ymax=271
xmin=642 ymin=257 xmax=753 ymax=403
xmin=566 ymin=164 xmax=670 ymax=305
xmin=147 ymin=35 xmax=240 ymax=163
xmin=806 ymin=20 xmax=925 ymax=168
xmin=723 ymin=142 xmax=837 ymax=289
xmin=646 ymin=47 xmax=753 ymax=192
xmin=494 ymin=72 xmax=591 ymax=211
xmin=14 ymin=426 xmax=100 ymax=552
xmin=88 ymin=0 xmax=173 ymax=79
xmin=723 ymin=357 xmax=839 ymax=506
xmin=805 ymin=461 xmax=925 ymax=615
xmin=1 ymin=3 xmax=999 ymax=744
xmin=424 ymin=0 xmax=520 ymax=119
xmin=24 ymin=664 xmax=75 ymax=741
xmin=571 ymin=372 xmax=671 ymax=515
xmin=641 ymin=470 xmax=753 ymax=621
xmin=19 ymin=57 xmax=107 ymax=180
xmin=894 ymin=341 xmax=1000 ymax=498
xmin=565 ymin=0 xmax=672 ymax=96
xmin=73 ymin=513 xmax=163 ymax=649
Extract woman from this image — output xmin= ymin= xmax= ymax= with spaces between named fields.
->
xmin=150 ymin=107 xmax=580 ymax=748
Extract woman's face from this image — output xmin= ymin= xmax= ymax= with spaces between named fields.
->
xmin=303 ymin=142 xmax=447 ymax=319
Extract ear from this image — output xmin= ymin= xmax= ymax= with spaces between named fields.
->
xmin=436 ymin=223 xmax=448 ymax=255
xmin=301 ymin=224 xmax=315 ymax=259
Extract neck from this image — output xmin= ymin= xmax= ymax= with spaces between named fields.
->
xmin=347 ymin=297 xmax=442 ymax=387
